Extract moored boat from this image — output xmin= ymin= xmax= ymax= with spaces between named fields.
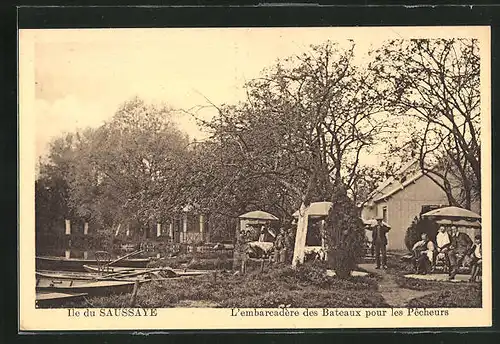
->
xmin=83 ymin=264 xmax=210 ymax=277
xmin=36 ymin=278 xmax=143 ymax=296
xmin=36 ymin=291 xmax=88 ymax=307
xmin=36 ymin=256 xmax=151 ymax=272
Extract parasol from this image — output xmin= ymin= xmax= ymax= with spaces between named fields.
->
xmin=421 ymin=206 xmax=481 ymax=220
xmin=435 ymin=218 xmax=482 ymax=228
xmin=238 ymin=211 xmax=279 ymax=221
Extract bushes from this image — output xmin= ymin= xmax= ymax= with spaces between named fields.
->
xmin=404 ymin=216 xmax=439 ymax=252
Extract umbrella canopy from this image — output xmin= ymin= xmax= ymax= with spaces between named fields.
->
xmin=362 ymin=218 xmax=391 ymax=229
xmin=292 ymin=201 xmax=333 ymax=218
xmin=435 ymin=218 xmax=482 ymax=228
xmin=238 ymin=210 xmax=279 ymax=221
xmin=422 ymin=206 xmax=481 ymax=220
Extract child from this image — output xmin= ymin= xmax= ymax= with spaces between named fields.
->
xmin=468 ymin=234 xmax=482 ymax=282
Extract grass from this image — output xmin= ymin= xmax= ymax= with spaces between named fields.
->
xmin=385 ymin=253 xmax=482 ymax=308
xmin=407 ymin=283 xmax=482 ymax=308
xmin=42 ymin=252 xmax=483 ymax=309
xmin=57 ymin=262 xmax=389 ymax=309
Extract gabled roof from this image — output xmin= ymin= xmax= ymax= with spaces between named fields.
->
xmin=363 ymin=160 xmax=424 ymax=205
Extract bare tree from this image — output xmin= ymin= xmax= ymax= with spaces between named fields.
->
xmin=372 ymin=38 xmax=480 ymax=209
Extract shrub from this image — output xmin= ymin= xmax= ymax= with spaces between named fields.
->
xmin=324 ymin=183 xmax=365 ymax=278
xmin=404 ymin=216 xmax=439 ymax=252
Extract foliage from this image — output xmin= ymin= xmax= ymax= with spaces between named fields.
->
xmin=403 ymin=216 xmax=439 ymax=252
xmin=36 ymin=97 xmax=194 ymax=243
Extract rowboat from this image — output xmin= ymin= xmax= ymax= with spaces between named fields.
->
xmin=36 ymin=278 xmax=142 ymax=296
xmin=36 ymin=256 xmax=151 ymax=272
xmin=36 ymin=270 xmax=100 ymax=280
xmin=36 ymin=291 xmax=88 ymax=308
xmin=83 ymin=264 xmax=211 ymax=277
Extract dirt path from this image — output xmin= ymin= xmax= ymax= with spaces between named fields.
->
xmin=359 ymin=263 xmax=434 ymax=307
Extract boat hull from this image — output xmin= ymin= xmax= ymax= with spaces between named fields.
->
xmin=36 ymin=291 xmax=88 ymax=308
xmin=36 ymin=278 xmax=141 ymax=296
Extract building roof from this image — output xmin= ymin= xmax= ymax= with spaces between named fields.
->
xmin=363 ymin=160 xmax=424 ymax=205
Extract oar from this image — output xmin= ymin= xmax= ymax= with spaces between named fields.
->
xmin=107 ymin=249 xmax=144 ymax=267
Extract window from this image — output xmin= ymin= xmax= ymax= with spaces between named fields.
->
xmin=382 ymin=206 xmax=388 ymax=223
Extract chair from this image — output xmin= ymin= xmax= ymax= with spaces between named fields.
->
xmin=435 ymin=252 xmax=448 ymax=273
xmin=95 ymin=251 xmax=112 ymax=273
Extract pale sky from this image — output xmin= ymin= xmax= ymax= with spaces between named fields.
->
xmin=26 ymin=27 xmax=485 ymax=160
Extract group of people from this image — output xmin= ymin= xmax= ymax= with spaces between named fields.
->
xmin=237 ymin=222 xmax=295 ymax=264
xmin=272 ymin=225 xmax=295 ymax=264
xmin=412 ymin=225 xmax=482 ymax=281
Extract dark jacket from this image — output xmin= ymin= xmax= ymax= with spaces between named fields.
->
xmin=372 ymin=224 xmax=389 ymax=246
xmin=450 ymin=232 xmax=473 ymax=255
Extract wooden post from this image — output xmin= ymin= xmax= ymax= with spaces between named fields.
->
xmin=292 ymin=204 xmax=309 ymax=267
xmin=241 ymin=255 xmax=246 ymax=274
xmin=199 ymin=215 xmax=204 ymax=241
xmin=213 ymin=270 xmax=217 ymax=283
xmin=129 ymin=280 xmax=140 ymax=307
xmin=320 ymin=219 xmax=327 ymax=261
xmin=260 ymin=258 xmax=265 ymax=273
xmin=65 ymin=219 xmax=71 ymax=235
xmin=157 ymin=223 xmax=161 ymax=237
xmin=169 ymin=223 xmax=174 ymax=242
xmin=84 ymin=222 xmax=89 ymax=235
xmin=83 ymin=251 xmax=88 ymax=260
xmin=182 ymin=213 xmax=188 ymax=243
xmin=65 ymin=250 xmax=71 ymax=259
xmin=115 ymin=223 xmax=121 ymax=236
xmin=125 ymin=224 xmax=130 ymax=237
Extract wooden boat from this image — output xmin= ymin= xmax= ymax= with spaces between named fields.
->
xmin=36 ymin=291 xmax=88 ymax=307
xmin=83 ymin=264 xmax=210 ymax=277
xmin=36 ymin=270 xmax=100 ymax=281
xmin=36 ymin=256 xmax=151 ymax=272
xmin=36 ymin=278 xmax=142 ymax=296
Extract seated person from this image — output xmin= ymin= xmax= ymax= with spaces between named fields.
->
xmin=467 ymin=234 xmax=482 ymax=282
xmin=412 ymin=233 xmax=435 ymax=275
xmin=447 ymin=226 xmax=473 ymax=280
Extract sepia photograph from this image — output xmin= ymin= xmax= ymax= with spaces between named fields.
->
xmin=19 ymin=26 xmax=491 ymax=330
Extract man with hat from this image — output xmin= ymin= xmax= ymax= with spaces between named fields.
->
xmin=372 ymin=215 xmax=390 ymax=269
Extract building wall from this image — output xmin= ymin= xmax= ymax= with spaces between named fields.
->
xmin=363 ymin=175 xmax=449 ymax=251
xmin=385 ymin=175 xmax=449 ymax=250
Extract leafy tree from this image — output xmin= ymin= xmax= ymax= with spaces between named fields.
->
xmin=37 ymin=98 xmax=195 ymax=244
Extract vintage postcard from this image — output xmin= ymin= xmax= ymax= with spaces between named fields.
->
xmin=19 ymin=26 xmax=492 ymax=331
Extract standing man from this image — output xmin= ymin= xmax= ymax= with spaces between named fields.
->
xmin=434 ymin=225 xmax=451 ymax=271
xmin=447 ymin=226 xmax=473 ymax=280
xmin=274 ymin=228 xmax=286 ymax=263
xmin=372 ymin=215 xmax=389 ymax=269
